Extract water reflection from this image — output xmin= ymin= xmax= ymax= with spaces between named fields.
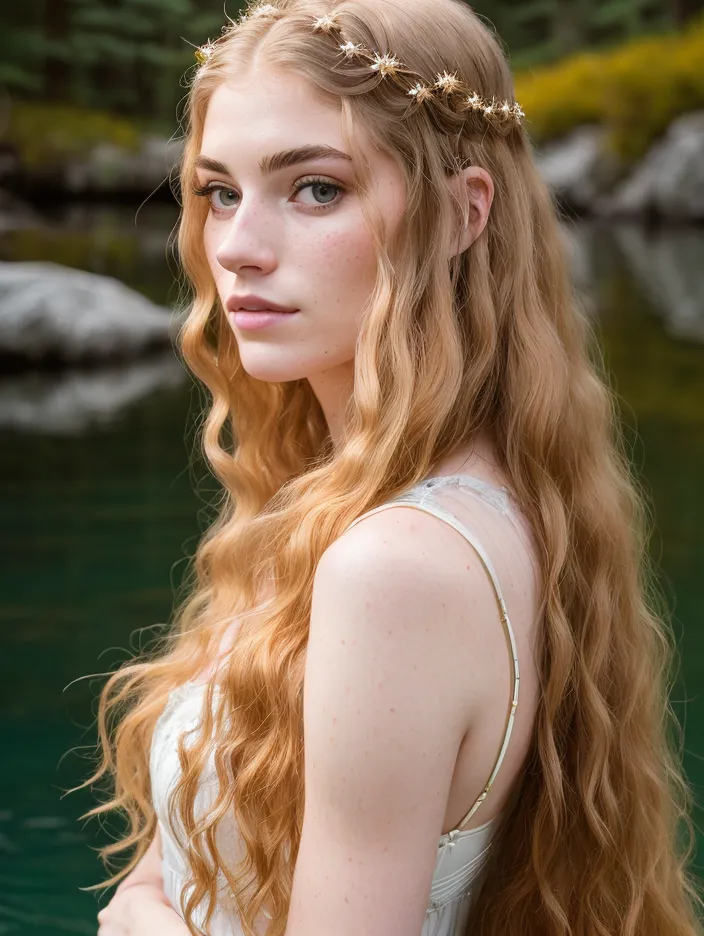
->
xmin=0 ymin=353 xmax=187 ymax=434
xmin=613 ymin=224 xmax=704 ymax=342
xmin=0 ymin=204 xmax=702 ymax=932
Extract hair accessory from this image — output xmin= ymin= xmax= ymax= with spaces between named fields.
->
xmin=307 ymin=12 xmax=524 ymax=124
xmin=369 ymin=51 xmax=404 ymax=78
xmin=340 ymin=40 xmax=363 ymax=58
xmin=195 ymin=39 xmax=217 ymax=65
xmin=194 ymin=3 xmax=525 ymax=125
xmin=312 ymin=13 xmax=340 ymax=32
xmin=240 ymin=1 xmax=279 ymax=24
xmin=408 ymin=82 xmax=434 ymax=104
xmin=194 ymin=1 xmax=279 ymax=63
xmin=435 ymin=71 xmax=462 ymax=96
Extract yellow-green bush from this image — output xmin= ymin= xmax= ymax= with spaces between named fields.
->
xmin=6 ymin=102 xmax=141 ymax=173
xmin=515 ymin=15 xmax=704 ymax=163
xmin=514 ymin=51 xmax=605 ymax=144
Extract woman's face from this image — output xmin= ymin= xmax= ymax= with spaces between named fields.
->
xmin=197 ymin=62 xmax=407 ymax=436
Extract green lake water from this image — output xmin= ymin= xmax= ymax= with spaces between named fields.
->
xmin=0 ymin=204 xmax=702 ymax=932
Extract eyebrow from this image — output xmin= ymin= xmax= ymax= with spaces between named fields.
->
xmin=194 ymin=144 xmax=353 ymax=177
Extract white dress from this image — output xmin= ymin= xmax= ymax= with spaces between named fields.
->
xmin=150 ymin=474 xmax=521 ymax=935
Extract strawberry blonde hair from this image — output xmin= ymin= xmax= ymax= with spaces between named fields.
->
xmin=73 ymin=2 xmax=704 ymax=934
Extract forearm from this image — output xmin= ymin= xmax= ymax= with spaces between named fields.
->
xmin=115 ymin=825 xmax=164 ymax=896
xmin=121 ymin=888 xmax=192 ymax=935
xmin=97 ymin=882 xmax=191 ymax=936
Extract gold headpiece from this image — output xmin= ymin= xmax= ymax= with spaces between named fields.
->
xmin=194 ymin=3 xmax=525 ymax=125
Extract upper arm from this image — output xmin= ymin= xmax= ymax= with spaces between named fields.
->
xmin=286 ymin=510 xmax=475 ymax=936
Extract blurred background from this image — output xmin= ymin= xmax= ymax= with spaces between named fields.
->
xmin=0 ymin=0 xmax=703 ymax=932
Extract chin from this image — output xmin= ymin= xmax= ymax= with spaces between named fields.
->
xmin=238 ymin=358 xmax=312 ymax=384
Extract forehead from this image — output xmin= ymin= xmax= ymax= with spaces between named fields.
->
xmin=201 ymin=67 xmax=346 ymax=153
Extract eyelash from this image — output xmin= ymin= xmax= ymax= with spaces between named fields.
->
xmin=191 ymin=176 xmax=344 ymax=215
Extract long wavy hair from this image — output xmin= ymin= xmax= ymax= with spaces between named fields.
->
xmin=73 ymin=1 xmax=704 ymax=934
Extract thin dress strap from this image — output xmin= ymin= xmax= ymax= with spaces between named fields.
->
xmin=344 ymin=474 xmax=521 ymax=832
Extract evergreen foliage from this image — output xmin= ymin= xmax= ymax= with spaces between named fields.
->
xmin=470 ymin=0 xmax=679 ymax=68
xmin=2 ymin=0 xmax=702 ymax=117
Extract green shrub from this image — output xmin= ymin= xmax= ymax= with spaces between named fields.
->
xmin=515 ymin=15 xmax=704 ymax=163
xmin=6 ymin=101 xmax=141 ymax=173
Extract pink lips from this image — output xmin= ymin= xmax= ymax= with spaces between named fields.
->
xmin=229 ymin=310 xmax=299 ymax=331
xmin=226 ymin=293 xmax=298 ymax=315
xmin=226 ymin=293 xmax=299 ymax=332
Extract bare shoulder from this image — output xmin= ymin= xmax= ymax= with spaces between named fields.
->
xmin=320 ymin=502 xmax=484 ymax=624
xmin=315 ymin=503 xmax=506 ymax=722
xmin=324 ymin=502 xmax=461 ymax=580
xmin=325 ymin=499 xmax=505 ymax=613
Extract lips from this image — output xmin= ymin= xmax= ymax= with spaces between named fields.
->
xmin=226 ymin=294 xmax=298 ymax=314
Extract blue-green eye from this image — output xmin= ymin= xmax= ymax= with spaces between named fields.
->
xmin=191 ymin=185 xmax=238 ymax=211
xmin=210 ymin=188 xmax=238 ymax=210
xmin=191 ymin=176 xmax=344 ymax=215
xmin=294 ymin=178 xmax=342 ymax=208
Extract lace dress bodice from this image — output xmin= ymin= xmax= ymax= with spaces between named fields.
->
xmin=150 ymin=474 xmax=521 ymax=935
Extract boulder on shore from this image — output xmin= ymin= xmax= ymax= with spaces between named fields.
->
xmin=533 ymin=126 xmax=616 ymax=213
xmin=0 ymin=261 xmax=178 ymax=365
xmin=532 ymin=110 xmax=704 ymax=220
xmin=596 ymin=111 xmax=704 ymax=220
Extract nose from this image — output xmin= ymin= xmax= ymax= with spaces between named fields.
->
xmin=214 ymin=195 xmax=278 ymax=275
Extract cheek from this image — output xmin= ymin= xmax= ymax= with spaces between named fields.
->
xmin=307 ymin=219 xmax=378 ymax=316
xmin=202 ymin=222 xmax=221 ymax=274
xmin=202 ymin=222 xmax=234 ymax=301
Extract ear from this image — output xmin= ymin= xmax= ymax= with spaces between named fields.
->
xmin=447 ymin=166 xmax=494 ymax=259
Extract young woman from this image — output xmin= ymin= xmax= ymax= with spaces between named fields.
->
xmin=83 ymin=1 xmax=704 ymax=935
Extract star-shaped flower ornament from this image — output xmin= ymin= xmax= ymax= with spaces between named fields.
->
xmin=240 ymin=1 xmax=277 ymax=23
xmin=369 ymin=52 xmax=403 ymax=78
xmin=339 ymin=40 xmax=362 ymax=57
xmin=435 ymin=71 xmax=461 ymax=95
xmin=312 ymin=13 xmax=339 ymax=32
xmin=195 ymin=40 xmax=216 ymax=64
xmin=407 ymin=82 xmax=433 ymax=104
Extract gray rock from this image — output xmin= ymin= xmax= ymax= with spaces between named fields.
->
xmin=64 ymin=133 xmax=183 ymax=194
xmin=534 ymin=126 xmax=615 ymax=211
xmin=0 ymin=261 xmax=176 ymax=363
xmin=598 ymin=111 xmax=704 ymax=219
